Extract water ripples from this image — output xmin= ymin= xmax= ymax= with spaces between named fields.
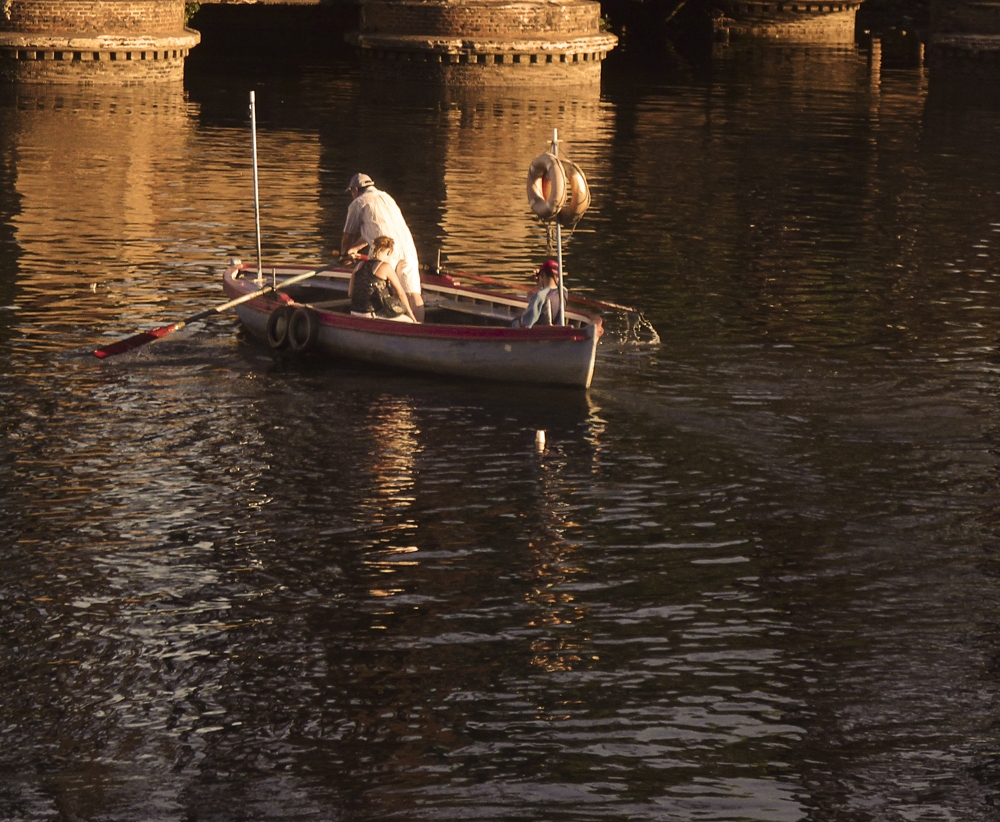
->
xmin=3 ymin=46 xmax=1000 ymax=821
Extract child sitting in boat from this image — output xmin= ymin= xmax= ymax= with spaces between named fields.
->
xmin=511 ymin=260 xmax=566 ymax=328
xmin=349 ymin=236 xmax=419 ymax=323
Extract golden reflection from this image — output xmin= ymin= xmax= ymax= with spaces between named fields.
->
xmin=356 ymin=396 xmax=421 ymax=605
xmin=524 ymin=408 xmax=605 ymax=675
xmin=522 ymin=394 xmax=608 ymax=674
xmin=5 ymin=83 xmax=328 ymax=344
xmin=8 ymin=85 xmax=194 ymax=309
xmin=366 ymin=396 xmax=419 ymax=511
xmin=583 ymin=394 xmax=606 ymax=472
xmin=433 ymin=85 xmax=615 ymax=277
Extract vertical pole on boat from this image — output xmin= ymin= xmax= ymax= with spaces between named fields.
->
xmin=250 ymin=91 xmax=265 ymax=287
xmin=551 ymin=128 xmax=566 ymax=326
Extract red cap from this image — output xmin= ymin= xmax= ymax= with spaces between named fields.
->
xmin=537 ymin=259 xmax=559 ymax=276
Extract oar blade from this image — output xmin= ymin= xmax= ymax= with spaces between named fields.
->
xmin=93 ymin=323 xmax=181 ymax=359
xmin=92 ymin=267 xmax=319 ymax=361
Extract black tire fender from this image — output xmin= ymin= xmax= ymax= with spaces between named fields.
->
xmin=266 ymin=304 xmax=295 ymax=350
xmin=288 ymin=306 xmax=320 ymax=353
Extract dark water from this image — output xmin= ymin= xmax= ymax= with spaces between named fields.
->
xmin=3 ymin=43 xmax=1000 ymax=821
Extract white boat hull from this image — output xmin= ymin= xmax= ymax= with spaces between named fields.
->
xmin=225 ymin=263 xmax=601 ymax=388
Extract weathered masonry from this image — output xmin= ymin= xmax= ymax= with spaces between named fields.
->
xmin=0 ymin=0 xmax=199 ymax=83
xmin=348 ymin=0 xmax=617 ymax=84
xmin=711 ymin=1 xmax=863 ymax=43
xmin=11 ymin=0 xmax=999 ymax=86
xmin=0 ymin=0 xmax=613 ymax=85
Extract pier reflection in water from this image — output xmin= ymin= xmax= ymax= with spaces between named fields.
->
xmin=429 ymin=85 xmax=612 ymax=277
xmin=2 ymin=41 xmax=1000 ymax=821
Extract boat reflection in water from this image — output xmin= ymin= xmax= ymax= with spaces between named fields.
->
xmin=219 ymin=367 xmax=611 ymax=783
xmin=358 ymin=395 xmax=421 ymax=601
xmin=525 ymin=442 xmax=596 ymax=677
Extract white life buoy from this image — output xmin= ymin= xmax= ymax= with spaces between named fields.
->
xmin=557 ymin=160 xmax=591 ymax=227
xmin=526 ymin=152 xmax=567 ymax=221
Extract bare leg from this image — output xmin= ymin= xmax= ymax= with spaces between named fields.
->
xmin=407 ymin=292 xmax=425 ymax=323
xmin=396 ymin=259 xmax=425 ymax=322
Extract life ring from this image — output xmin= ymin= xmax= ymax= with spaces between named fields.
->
xmin=526 ymin=152 xmax=567 ymax=221
xmin=266 ymin=305 xmax=295 ymax=350
xmin=288 ymin=306 xmax=320 ymax=353
xmin=557 ymin=160 xmax=591 ymax=227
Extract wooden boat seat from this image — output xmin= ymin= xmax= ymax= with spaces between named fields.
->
xmin=423 ymin=294 xmax=585 ymax=329
xmin=306 ymin=298 xmax=352 ymax=311
xmin=423 ymin=294 xmax=517 ymax=323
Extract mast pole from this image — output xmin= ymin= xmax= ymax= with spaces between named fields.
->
xmin=552 ymin=128 xmax=565 ymax=326
xmin=250 ymin=91 xmax=265 ymax=286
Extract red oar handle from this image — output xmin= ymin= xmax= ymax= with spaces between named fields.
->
xmin=93 ymin=267 xmax=323 ymax=359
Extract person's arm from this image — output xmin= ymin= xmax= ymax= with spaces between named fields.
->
xmin=514 ymin=287 xmax=550 ymax=329
xmin=341 ymin=199 xmax=367 ymax=261
xmin=385 ymin=266 xmax=418 ymax=323
xmin=341 ymin=232 xmax=367 ymax=261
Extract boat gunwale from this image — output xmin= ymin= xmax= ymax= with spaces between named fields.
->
xmin=225 ymin=263 xmax=604 ymax=343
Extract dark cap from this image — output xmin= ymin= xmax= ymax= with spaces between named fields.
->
xmin=346 ymin=173 xmax=374 ymax=192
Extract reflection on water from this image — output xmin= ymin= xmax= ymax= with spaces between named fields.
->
xmin=2 ymin=42 xmax=1000 ymax=821
xmin=432 ymin=85 xmax=613 ymax=278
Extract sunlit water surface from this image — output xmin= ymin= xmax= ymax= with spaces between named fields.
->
xmin=2 ymin=44 xmax=1000 ymax=821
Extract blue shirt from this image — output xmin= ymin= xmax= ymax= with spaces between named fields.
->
xmin=513 ymin=286 xmax=566 ymax=328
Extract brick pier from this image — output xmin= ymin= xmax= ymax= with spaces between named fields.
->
xmin=0 ymin=0 xmax=200 ymax=83
xmin=711 ymin=1 xmax=862 ymax=43
xmin=349 ymin=0 xmax=617 ymax=84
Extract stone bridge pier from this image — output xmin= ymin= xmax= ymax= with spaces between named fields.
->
xmin=711 ymin=0 xmax=863 ymax=44
xmin=349 ymin=0 xmax=617 ymax=84
xmin=0 ymin=0 xmax=614 ymax=85
xmin=15 ymin=0 xmax=998 ymax=86
xmin=0 ymin=0 xmax=199 ymax=83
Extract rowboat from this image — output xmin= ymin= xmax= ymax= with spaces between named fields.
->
xmin=91 ymin=105 xmax=644 ymax=374
xmin=223 ymin=259 xmax=604 ymax=388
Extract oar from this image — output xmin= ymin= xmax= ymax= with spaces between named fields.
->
xmin=442 ymin=268 xmax=642 ymax=315
xmin=93 ymin=268 xmax=321 ymax=359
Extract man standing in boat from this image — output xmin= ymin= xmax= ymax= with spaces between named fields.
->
xmin=340 ymin=173 xmax=424 ymax=322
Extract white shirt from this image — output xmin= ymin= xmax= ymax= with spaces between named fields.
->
xmin=344 ymin=187 xmax=420 ymax=290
